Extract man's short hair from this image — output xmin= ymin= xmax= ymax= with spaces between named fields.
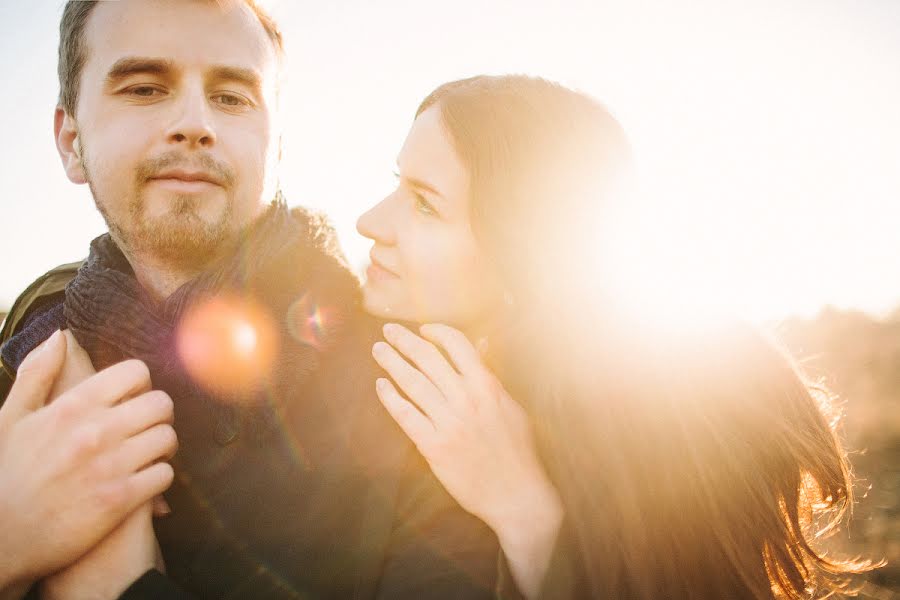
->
xmin=57 ymin=0 xmax=284 ymax=116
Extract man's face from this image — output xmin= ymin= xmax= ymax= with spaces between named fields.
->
xmin=60 ymin=0 xmax=279 ymax=267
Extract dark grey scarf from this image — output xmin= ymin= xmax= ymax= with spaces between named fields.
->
xmin=55 ymin=200 xmax=361 ymax=440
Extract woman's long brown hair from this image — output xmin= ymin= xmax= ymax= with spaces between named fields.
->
xmin=417 ymin=75 xmax=873 ymax=598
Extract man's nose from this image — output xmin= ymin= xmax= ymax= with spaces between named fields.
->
xmin=166 ymin=89 xmax=216 ymax=147
xmin=356 ymin=194 xmax=397 ymax=245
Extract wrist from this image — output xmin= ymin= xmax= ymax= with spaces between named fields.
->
xmin=491 ymin=477 xmax=564 ymax=555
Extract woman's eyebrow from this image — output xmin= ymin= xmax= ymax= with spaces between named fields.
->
xmin=406 ymin=176 xmax=443 ymax=199
xmin=395 ymin=165 xmax=445 ymax=200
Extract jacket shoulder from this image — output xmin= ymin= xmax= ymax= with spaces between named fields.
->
xmin=0 ymin=261 xmax=83 ymax=394
xmin=0 ymin=260 xmax=83 ymax=346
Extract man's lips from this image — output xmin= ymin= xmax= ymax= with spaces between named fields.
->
xmin=150 ymin=170 xmax=223 ymax=185
xmin=148 ymin=170 xmax=224 ymax=193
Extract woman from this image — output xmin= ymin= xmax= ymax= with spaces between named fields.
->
xmin=357 ymin=75 xmax=870 ymax=598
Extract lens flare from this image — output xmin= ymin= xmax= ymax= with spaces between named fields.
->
xmin=233 ymin=321 xmax=258 ymax=356
xmin=286 ymin=293 xmax=338 ymax=349
xmin=177 ymin=296 xmax=278 ymax=399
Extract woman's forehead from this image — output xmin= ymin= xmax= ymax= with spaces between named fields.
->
xmin=398 ymin=107 xmax=468 ymax=204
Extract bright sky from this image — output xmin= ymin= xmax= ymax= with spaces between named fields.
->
xmin=1 ymin=0 xmax=899 ymax=323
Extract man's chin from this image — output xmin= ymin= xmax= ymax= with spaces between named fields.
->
xmin=129 ymin=216 xmax=232 ymax=268
xmin=142 ymin=192 xmax=227 ymax=223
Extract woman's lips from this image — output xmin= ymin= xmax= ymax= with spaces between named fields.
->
xmin=366 ymin=260 xmax=398 ymax=282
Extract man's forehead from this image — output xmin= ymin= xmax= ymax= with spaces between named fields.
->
xmin=82 ymin=0 xmax=277 ymax=77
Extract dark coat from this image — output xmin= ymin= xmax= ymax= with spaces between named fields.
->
xmin=0 ymin=213 xmax=498 ymax=599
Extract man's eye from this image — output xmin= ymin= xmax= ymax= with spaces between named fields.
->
xmin=213 ymin=93 xmax=250 ymax=107
xmin=126 ymin=86 xmax=162 ymax=98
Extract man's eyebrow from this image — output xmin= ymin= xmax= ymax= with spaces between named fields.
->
xmin=209 ymin=65 xmax=263 ymax=94
xmin=104 ymin=57 xmax=176 ymax=85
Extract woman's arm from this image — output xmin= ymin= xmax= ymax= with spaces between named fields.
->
xmin=373 ymin=322 xmax=564 ymax=598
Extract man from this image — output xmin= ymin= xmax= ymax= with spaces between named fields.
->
xmin=0 ymin=1 xmax=498 ymax=598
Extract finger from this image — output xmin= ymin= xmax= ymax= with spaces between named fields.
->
xmin=418 ymin=324 xmax=485 ymax=378
xmin=104 ymin=390 xmax=174 ymax=441
xmin=59 ymin=359 xmax=153 ymax=412
xmin=376 ymin=378 xmax=435 ymax=449
xmin=48 ymin=330 xmax=97 ymax=399
xmin=2 ymin=330 xmax=67 ymax=421
xmin=111 ymin=423 xmax=178 ymax=475
xmin=123 ymin=462 xmax=175 ymax=515
xmin=372 ymin=341 xmax=447 ymax=421
xmin=152 ymin=494 xmax=172 ymax=517
xmin=382 ymin=323 xmax=466 ymax=401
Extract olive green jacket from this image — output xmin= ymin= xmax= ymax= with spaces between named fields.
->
xmin=0 ymin=261 xmax=84 ymax=401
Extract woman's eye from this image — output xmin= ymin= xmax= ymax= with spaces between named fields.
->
xmin=414 ymin=193 xmax=437 ymax=217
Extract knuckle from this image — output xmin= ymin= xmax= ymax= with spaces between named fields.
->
xmin=156 ymin=462 xmax=175 ymax=486
xmin=51 ymin=397 xmax=79 ymax=423
xmin=95 ymin=480 xmax=129 ymax=510
xmin=122 ymin=359 xmax=151 ymax=385
xmin=427 ymin=323 xmax=450 ymax=341
xmin=439 ymin=418 xmax=464 ymax=443
xmin=431 ymin=431 xmax=455 ymax=454
xmin=149 ymin=390 xmax=174 ymax=418
xmin=158 ymin=424 xmax=178 ymax=452
xmin=69 ymin=424 xmax=104 ymax=459
xmin=397 ymin=402 xmax=419 ymax=423
xmin=474 ymin=371 xmax=498 ymax=395
xmin=87 ymin=454 xmax=115 ymax=481
xmin=445 ymin=326 xmax=465 ymax=343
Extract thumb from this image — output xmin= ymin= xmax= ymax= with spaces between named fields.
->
xmin=1 ymin=330 xmax=68 ymax=423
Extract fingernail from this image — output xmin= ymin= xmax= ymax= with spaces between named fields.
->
xmin=372 ymin=341 xmax=388 ymax=356
xmin=383 ymin=323 xmax=399 ymax=338
xmin=376 ymin=377 xmax=388 ymax=391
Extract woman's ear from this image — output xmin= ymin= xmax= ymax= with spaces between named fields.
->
xmin=54 ymin=107 xmax=87 ymax=184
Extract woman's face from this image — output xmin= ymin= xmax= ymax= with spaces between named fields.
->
xmin=356 ymin=106 xmax=503 ymax=329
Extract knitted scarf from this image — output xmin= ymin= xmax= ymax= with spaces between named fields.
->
xmin=5 ymin=200 xmax=363 ymax=440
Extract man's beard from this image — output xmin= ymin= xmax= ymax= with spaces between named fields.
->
xmin=84 ymin=147 xmax=237 ymax=271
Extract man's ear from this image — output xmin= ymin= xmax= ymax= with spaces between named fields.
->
xmin=54 ymin=107 xmax=87 ymax=184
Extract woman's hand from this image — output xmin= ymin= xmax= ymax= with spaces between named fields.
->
xmin=38 ymin=502 xmax=164 ymax=600
xmin=373 ymin=323 xmax=563 ymax=598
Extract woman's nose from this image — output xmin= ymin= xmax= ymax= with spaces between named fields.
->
xmin=356 ymin=195 xmax=396 ymax=245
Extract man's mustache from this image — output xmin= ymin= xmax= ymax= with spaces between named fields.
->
xmin=136 ymin=152 xmax=235 ymax=188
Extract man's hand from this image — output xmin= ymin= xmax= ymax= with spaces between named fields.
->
xmin=0 ymin=331 xmax=177 ymax=594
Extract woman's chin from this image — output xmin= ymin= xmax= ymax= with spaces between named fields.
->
xmin=361 ymin=288 xmax=403 ymax=320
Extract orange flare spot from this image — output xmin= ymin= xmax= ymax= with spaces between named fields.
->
xmin=177 ymin=296 xmax=278 ymax=399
